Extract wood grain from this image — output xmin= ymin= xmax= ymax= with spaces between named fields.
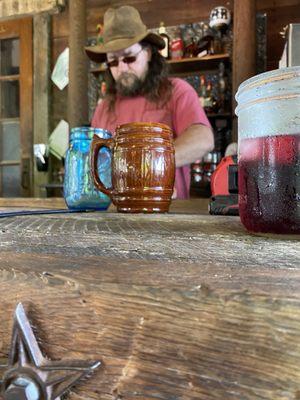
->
xmin=0 ymin=205 xmax=299 ymax=399
xmin=0 ymin=0 xmax=66 ymax=19
xmin=0 ymin=197 xmax=66 ymax=208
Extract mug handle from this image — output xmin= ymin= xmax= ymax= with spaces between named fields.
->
xmin=90 ymin=134 xmax=115 ymax=198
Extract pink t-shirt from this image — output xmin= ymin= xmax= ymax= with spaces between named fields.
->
xmin=91 ymin=78 xmax=211 ymax=199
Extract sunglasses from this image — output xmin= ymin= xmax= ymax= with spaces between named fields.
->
xmin=106 ymin=48 xmax=143 ymax=68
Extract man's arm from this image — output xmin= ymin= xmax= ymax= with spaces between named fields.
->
xmin=174 ymin=123 xmax=214 ymax=168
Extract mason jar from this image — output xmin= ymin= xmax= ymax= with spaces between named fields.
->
xmin=64 ymin=127 xmax=112 ymax=210
xmin=235 ymin=66 xmax=300 ymax=234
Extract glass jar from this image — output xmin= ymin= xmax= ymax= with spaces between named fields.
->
xmin=64 ymin=127 xmax=112 ymax=210
xmin=235 ymin=66 xmax=300 ymax=234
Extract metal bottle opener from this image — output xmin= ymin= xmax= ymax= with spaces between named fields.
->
xmin=0 ymin=303 xmax=101 ymax=400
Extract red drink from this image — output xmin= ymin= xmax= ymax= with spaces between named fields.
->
xmin=238 ymin=134 xmax=300 ymax=234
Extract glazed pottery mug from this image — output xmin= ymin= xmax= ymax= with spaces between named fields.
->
xmin=90 ymin=122 xmax=175 ymax=213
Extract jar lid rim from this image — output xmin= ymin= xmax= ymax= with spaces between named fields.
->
xmin=236 ymin=66 xmax=300 ymax=98
xmin=235 ymin=66 xmax=300 ymax=116
xmin=70 ymin=128 xmax=112 ymax=140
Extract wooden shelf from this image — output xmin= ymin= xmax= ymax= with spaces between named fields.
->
xmin=168 ymin=53 xmax=230 ymax=75
xmin=90 ymin=53 xmax=230 ymax=75
xmin=0 ymin=74 xmax=20 ymax=81
xmin=168 ymin=53 xmax=229 ymax=64
xmin=207 ymin=112 xmax=232 ymax=119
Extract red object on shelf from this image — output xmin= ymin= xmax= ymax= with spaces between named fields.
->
xmin=170 ymin=38 xmax=184 ymax=60
xmin=210 ymin=155 xmax=234 ymax=196
xmin=209 ymin=155 xmax=239 ymax=216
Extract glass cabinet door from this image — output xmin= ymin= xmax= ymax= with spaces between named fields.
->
xmin=0 ymin=38 xmax=21 ymax=196
xmin=0 ymin=19 xmax=32 ymax=197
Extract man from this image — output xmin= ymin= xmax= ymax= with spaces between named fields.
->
xmin=85 ymin=6 xmax=214 ymax=199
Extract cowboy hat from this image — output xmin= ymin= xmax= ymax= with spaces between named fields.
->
xmin=85 ymin=6 xmax=165 ymax=63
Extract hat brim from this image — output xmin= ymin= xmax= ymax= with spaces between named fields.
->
xmin=85 ymin=32 xmax=165 ymax=63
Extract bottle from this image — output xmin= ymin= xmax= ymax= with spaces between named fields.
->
xmin=198 ymin=75 xmax=207 ymax=108
xmin=204 ymin=80 xmax=213 ymax=112
xmin=205 ymin=80 xmax=219 ymax=113
xmin=218 ymin=62 xmax=226 ymax=112
xmin=100 ymin=81 xmax=106 ymax=98
xmin=197 ymin=23 xmax=215 ymax=55
xmin=159 ymin=22 xmax=170 ymax=59
xmin=170 ymin=27 xmax=184 ymax=60
xmin=213 ymin=30 xmax=223 ymax=54
xmin=182 ymin=24 xmax=198 ymax=58
xmin=96 ymin=24 xmax=104 ymax=45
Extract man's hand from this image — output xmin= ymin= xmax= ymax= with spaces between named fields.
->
xmin=174 ymin=124 xmax=214 ymax=168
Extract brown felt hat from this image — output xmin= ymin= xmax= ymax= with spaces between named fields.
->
xmin=85 ymin=5 xmax=165 ymax=63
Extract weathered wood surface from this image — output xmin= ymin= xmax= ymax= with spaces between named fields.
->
xmin=0 ymin=0 xmax=65 ymax=19
xmin=0 ymin=197 xmax=210 ymax=213
xmin=0 ymin=201 xmax=299 ymax=399
xmin=0 ymin=197 xmax=66 ymax=209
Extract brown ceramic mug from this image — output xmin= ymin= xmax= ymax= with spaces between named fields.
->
xmin=90 ymin=122 xmax=175 ymax=213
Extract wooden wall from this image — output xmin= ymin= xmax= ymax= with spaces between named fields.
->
xmin=50 ymin=0 xmax=300 ymax=126
xmin=259 ymin=0 xmax=300 ymax=70
xmin=0 ymin=0 xmax=65 ymax=19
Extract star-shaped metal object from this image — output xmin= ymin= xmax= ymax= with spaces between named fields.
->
xmin=0 ymin=303 xmax=101 ymax=400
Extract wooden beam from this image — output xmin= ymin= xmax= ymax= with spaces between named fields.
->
xmin=33 ymin=14 xmax=51 ymax=197
xmin=68 ymin=0 xmax=89 ymax=128
xmin=232 ymin=0 xmax=256 ymax=141
xmin=0 ymin=0 xmax=66 ymax=20
xmin=257 ymin=0 xmax=300 ymax=11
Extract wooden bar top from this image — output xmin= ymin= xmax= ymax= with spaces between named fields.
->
xmin=0 ymin=198 xmax=299 ymax=399
xmin=0 ymin=197 xmax=210 ymax=213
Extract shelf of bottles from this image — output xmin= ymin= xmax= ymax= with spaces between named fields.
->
xmin=189 ymin=62 xmax=232 ymax=196
xmin=189 ymin=62 xmax=232 ymax=198
xmin=148 ymin=20 xmax=233 ymax=198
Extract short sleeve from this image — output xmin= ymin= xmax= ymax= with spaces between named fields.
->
xmin=91 ymin=100 xmax=116 ymax=133
xmin=91 ymin=101 xmax=104 ymax=128
xmin=171 ymin=78 xmax=211 ymax=137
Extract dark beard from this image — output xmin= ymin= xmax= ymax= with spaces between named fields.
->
xmin=115 ymin=73 xmax=144 ymax=97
